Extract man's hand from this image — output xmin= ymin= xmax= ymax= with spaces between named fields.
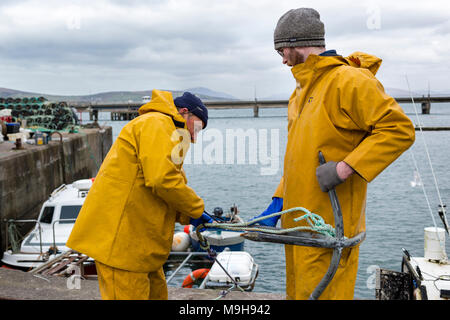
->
xmin=316 ymin=161 xmax=354 ymax=192
xmin=249 ymin=197 xmax=283 ymax=227
xmin=190 ymin=212 xmax=214 ymax=230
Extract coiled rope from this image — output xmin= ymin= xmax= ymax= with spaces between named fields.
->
xmin=202 ymin=207 xmax=337 ymax=238
xmin=8 ymin=221 xmax=22 ymax=253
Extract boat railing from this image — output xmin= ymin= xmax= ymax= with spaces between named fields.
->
xmin=49 ymin=184 xmax=67 ymax=200
xmin=3 ymin=219 xmax=43 ymax=254
xmin=51 ymin=219 xmax=76 ymax=251
xmin=2 ymin=218 xmax=76 ymax=256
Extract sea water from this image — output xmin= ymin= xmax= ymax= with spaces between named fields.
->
xmin=88 ymin=102 xmax=450 ymax=299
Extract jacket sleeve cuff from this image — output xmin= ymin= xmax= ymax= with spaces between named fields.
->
xmin=176 ymin=212 xmax=192 ymax=225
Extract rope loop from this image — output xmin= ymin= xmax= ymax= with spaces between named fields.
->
xmin=203 ymin=207 xmax=336 ymax=238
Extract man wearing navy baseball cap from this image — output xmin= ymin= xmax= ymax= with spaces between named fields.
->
xmin=68 ymin=89 xmax=213 ymax=300
xmin=174 ymin=92 xmax=208 ymax=128
xmin=173 ymin=91 xmax=208 ymax=144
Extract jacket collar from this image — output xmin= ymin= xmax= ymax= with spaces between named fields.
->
xmin=291 ymin=51 xmax=382 ymax=87
xmin=291 ymin=54 xmax=348 ymax=88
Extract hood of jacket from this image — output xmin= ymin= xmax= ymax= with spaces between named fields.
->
xmin=344 ymin=51 xmax=382 ymax=75
xmin=291 ymin=51 xmax=382 ymax=87
xmin=138 ymin=90 xmax=186 ymax=127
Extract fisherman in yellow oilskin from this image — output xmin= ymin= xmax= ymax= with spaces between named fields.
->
xmin=66 ymin=90 xmax=213 ymax=300
xmin=251 ymin=8 xmax=415 ymax=299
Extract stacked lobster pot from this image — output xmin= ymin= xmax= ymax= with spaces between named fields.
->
xmin=0 ymin=96 xmax=78 ymax=131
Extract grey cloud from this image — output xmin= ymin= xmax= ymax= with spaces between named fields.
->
xmin=0 ymin=0 xmax=449 ymax=99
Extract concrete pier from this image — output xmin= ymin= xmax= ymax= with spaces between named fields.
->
xmin=253 ymin=104 xmax=259 ymax=118
xmin=0 ymin=268 xmax=285 ymax=300
xmin=421 ymin=101 xmax=431 ymax=114
xmin=0 ymin=127 xmax=112 ymax=253
xmin=110 ymin=110 xmax=139 ymax=121
xmin=72 ymin=95 xmax=450 ymax=118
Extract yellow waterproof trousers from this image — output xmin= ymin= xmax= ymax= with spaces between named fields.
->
xmin=95 ymin=261 xmax=168 ymax=300
xmin=285 ymin=245 xmax=360 ymax=300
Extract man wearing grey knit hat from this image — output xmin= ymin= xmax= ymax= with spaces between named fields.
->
xmin=250 ymin=8 xmax=415 ymax=300
xmin=274 ymin=7 xmax=327 ymax=66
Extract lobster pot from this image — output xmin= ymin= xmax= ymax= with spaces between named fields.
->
xmin=424 ymin=227 xmax=447 ymax=261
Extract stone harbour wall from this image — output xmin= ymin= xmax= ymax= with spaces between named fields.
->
xmin=0 ymin=127 xmax=112 ymax=254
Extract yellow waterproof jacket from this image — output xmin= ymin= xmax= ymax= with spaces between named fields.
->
xmin=273 ymin=52 xmax=384 ymax=198
xmin=66 ymin=90 xmax=204 ymax=273
xmin=278 ymin=52 xmax=415 ymax=299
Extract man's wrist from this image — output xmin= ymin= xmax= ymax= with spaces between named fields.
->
xmin=336 ymin=161 xmax=354 ymax=180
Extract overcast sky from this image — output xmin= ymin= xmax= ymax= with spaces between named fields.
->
xmin=1 ymin=0 xmax=449 ymax=99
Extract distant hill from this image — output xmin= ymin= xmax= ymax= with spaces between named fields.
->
xmin=1 ymin=86 xmax=448 ymax=104
xmin=384 ymin=87 xmax=419 ymax=98
xmin=261 ymin=87 xmax=450 ymax=101
xmin=260 ymin=93 xmax=291 ymax=101
xmin=184 ymin=87 xmax=238 ymax=100
xmin=0 ymin=87 xmax=237 ymax=103
xmin=381 ymin=87 xmax=449 ymax=98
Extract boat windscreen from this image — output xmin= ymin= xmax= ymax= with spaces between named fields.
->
xmin=59 ymin=205 xmax=82 ymax=223
xmin=39 ymin=206 xmax=55 ymax=224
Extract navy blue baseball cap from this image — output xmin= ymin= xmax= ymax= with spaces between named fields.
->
xmin=174 ymin=92 xmax=208 ymax=129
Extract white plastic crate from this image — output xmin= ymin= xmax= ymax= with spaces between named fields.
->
xmin=208 ymin=251 xmax=256 ymax=283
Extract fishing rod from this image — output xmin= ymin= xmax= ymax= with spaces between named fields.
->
xmin=405 ymin=75 xmax=449 ymax=237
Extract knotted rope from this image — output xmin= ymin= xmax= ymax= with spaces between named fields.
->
xmin=202 ymin=207 xmax=336 ymax=238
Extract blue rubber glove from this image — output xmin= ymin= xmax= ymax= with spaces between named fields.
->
xmin=190 ymin=212 xmax=214 ymax=230
xmin=250 ymin=197 xmax=283 ymax=227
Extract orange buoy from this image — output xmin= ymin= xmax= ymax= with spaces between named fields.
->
xmin=183 ymin=225 xmax=192 ymax=234
xmin=181 ymin=268 xmax=210 ymax=288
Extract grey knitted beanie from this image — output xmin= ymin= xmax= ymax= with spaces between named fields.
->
xmin=274 ymin=8 xmax=325 ymax=50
